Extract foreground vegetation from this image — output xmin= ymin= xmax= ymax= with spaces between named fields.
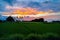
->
xmin=0 ymin=22 xmax=60 ymax=40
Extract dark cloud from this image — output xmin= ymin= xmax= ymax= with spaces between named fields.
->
xmin=41 ymin=1 xmax=60 ymax=12
xmin=27 ymin=2 xmax=41 ymax=8
xmin=0 ymin=0 xmax=7 ymax=12
xmin=0 ymin=0 xmax=60 ymax=12
xmin=3 ymin=0 xmax=16 ymax=5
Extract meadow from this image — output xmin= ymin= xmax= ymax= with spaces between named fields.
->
xmin=0 ymin=22 xmax=60 ymax=40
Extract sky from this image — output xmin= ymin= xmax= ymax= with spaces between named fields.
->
xmin=0 ymin=0 xmax=60 ymax=12
xmin=0 ymin=0 xmax=60 ymax=21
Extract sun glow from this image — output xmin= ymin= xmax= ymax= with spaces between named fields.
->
xmin=3 ymin=7 xmax=51 ymax=17
xmin=12 ymin=7 xmax=47 ymax=15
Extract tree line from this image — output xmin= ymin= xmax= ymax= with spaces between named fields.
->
xmin=0 ymin=16 xmax=60 ymax=23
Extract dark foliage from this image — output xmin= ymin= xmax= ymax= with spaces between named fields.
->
xmin=9 ymin=36 xmax=23 ymax=40
xmin=25 ymin=36 xmax=41 ymax=40
xmin=46 ymin=35 xmax=60 ymax=40
xmin=52 ymin=21 xmax=60 ymax=23
xmin=6 ymin=16 xmax=15 ymax=22
xmin=31 ymin=18 xmax=44 ymax=22
xmin=0 ymin=20 xmax=2 ymax=22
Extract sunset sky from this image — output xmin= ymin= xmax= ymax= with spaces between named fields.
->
xmin=0 ymin=0 xmax=60 ymax=21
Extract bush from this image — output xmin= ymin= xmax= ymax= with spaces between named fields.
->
xmin=25 ymin=34 xmax=41 ymax=40
xmin=46 ymin=35 xmax=60 ymax=40
xmin=7 ymin=34 xmax=24 ymax=40
xmin=0 ymin=33 xmax=60 ymax=40
xmin=42 ymin=33 xmax=60 ymax=40
xmin=25 ymin=33 xmax=60 ymax=40
xmin=9 ymin=36 xmax=23 ymax=40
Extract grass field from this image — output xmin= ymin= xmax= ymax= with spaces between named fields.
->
xmin=0 ymin=22 xmax=60 ymax=40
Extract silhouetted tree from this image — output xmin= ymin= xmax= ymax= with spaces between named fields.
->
xmin=31 ymin=18 xmax=44 ymax=22
xmin=39 ymin=18 xmax=44 ymax=22
xmin=6 ymin=16 xmax=15 ymax=22
xmin=52 ymin=21 xmax=60 ymax=23
xmin=0 ymin=20 xmax=2 ymax=22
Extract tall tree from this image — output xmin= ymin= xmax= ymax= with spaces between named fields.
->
xmin=32 ymin=18 xmax=44 ymax=22
xmin=6 ymin=16 xmax=15 ymax=22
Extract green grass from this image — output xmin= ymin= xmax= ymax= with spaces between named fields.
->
xmin=0 ymin=22 xmax=60 ymax=34
xmin=0 ymin=22 xmax=60 ymax=40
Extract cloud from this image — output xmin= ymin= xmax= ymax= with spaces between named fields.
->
xmin=41 ymin=0 xmax=60 ymax=12
xmin=3 ymin=0 xmax=16 ymax=5
xmin=0 ymin=0 xmax=60 ymax=12
xmin=13 ymin=0 xmax=60 ymax=12
xmin=0 ymin=0 xmax=12 ymax=12
xmin=0 ymin=0 xmax=60 ymax=21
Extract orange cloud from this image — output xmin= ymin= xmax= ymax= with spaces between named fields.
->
xmin=12 ymin=7 xmax=47 ymax=15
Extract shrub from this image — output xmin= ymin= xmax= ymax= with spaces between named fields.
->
xmin=7 ymin=34 xmax=24 ymax=40
xmin=42 ymin=33 xmax=60 ymax=40
xmin=46 ymin=35 xmax=60 ymax=40
xmin=25 ymin=34 xmax=42 ymax=40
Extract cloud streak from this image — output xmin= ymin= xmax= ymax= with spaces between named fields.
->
xmin=0 ymin=0 xmax=60 ymax=16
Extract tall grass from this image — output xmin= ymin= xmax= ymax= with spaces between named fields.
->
xmin=0 ymin=22 xmax=60 ymax=40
